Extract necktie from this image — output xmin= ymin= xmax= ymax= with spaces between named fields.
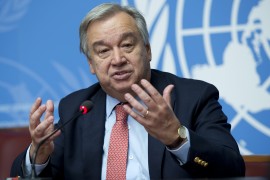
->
xmin=106 ymin=104 xmax=129 ymax=180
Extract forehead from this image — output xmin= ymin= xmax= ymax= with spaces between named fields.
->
xmin=86 ymin=12 xmax=140 ymax=45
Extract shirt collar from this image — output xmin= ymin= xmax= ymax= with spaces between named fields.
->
xmin=106 ymin=95 xmax=121 ymax=119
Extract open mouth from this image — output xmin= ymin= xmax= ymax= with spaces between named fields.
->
xmin=112 ymin=71 xmax=132 ymax=80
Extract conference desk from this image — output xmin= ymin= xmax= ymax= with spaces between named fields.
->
xmin=1 ymin=128 xmax=270 ymax=180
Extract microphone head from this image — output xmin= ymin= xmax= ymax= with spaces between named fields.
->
xmin=80 ymin=100 xmax=94 ymax=114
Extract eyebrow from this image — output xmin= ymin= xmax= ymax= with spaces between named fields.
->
xmin=92 ymin=32 xmax=137 ymax=48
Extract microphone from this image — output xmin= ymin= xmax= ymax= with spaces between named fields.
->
xmin=30 ymin=100 xmax=94 ymax=179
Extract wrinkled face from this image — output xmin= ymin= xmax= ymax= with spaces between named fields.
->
xmin=86 ymin=12 xmax=151 ymax=100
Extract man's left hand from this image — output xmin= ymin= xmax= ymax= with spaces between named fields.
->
xmin=123 ymin=79 xmax=181 ymax=147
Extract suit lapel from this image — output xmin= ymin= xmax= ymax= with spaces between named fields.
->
xmin=82 ymin=89 xmax=106 ymax=179
xmin=148 ymin=135 xmax=165 ymax=178
xmin=79 ymin=70 xmax=176 ymax=178
xmin=148 ymin=70 xmax=176 ymax=178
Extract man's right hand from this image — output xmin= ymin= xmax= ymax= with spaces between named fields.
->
xmin=29 ymin=98 xmax=61 ymax=164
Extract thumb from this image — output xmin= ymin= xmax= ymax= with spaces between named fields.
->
xmin=163 ymin=84 xmax=174 ymax=108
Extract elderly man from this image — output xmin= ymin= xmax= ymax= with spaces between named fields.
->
xmin=11 ymin=3 xmax=245 ymax=179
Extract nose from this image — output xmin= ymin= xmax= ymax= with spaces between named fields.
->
xmin=111 ymin=48 xmax=127 ymax=65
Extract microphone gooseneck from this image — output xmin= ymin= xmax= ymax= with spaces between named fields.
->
xmin=30 ymin=100 xmax=93 ymax=179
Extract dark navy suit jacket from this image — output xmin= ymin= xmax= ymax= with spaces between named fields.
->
xmin=11 ymin=69 xmax=245 ymax=179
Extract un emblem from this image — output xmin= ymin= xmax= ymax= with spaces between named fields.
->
xmin=0 ymin=0 xmax=31 ymax=32
xmin=125 ymin=0 xmax=270 ymax=154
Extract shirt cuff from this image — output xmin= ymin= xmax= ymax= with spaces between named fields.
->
xmin=166 ymin=126 xmax=190 ymax=165
xmin=25 ymin=144 xmax=49 ymax=176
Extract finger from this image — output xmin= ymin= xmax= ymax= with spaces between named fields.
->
xmin=123 ymin=103 xmax=147 ymax=125
xmin=42 ymin=129 xmax=61 ymax=145
xmin=29 ymin=104 xmax=46 ymax=131
xmin=140 ymin=79 xmax=164 ymax=105
xmin=163 ymin=85 xmax=174 ymax=108
xmin=130 ymin=83 xmax=154 ymax=108
xmin=47 ymin=130 xmax=61 ymax=142
xmin=45 ymin=117 xmax=55 ymax=134
xmin=34 ymin=120 xmax=60 ymax=147
xmin=29 ymin=97 xmax=42 ymax=119
xmin=34 ymin=115 xmax=54 ymax=138
xmin=44 ymin=100 xmax=54 ymax=120
xmin=124 ymin=93 xmax=148 ymax=117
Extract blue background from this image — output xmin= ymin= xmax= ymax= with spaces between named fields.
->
xmin=0 ymin=0 xmax=269 ymax=154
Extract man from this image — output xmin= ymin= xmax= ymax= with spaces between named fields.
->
xmin=11 ymin=3 xmax=245 ymax=179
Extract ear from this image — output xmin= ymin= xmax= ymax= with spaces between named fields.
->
xmin=145 ymin=43 xmax=152 ymax=62
xmin=87 ymin=58 xmax=96 ymax=74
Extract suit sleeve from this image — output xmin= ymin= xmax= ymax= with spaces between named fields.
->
xmin=178 ymin=83 xmax=245 ymax=178
xmin=10 ymin=149 xmax=27 ymax=177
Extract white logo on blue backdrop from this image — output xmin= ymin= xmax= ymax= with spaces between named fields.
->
xmin=0 ymin=0 xmax=269 ymax=154
xmin=123 ymin=0 xmax=270 ymax=154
